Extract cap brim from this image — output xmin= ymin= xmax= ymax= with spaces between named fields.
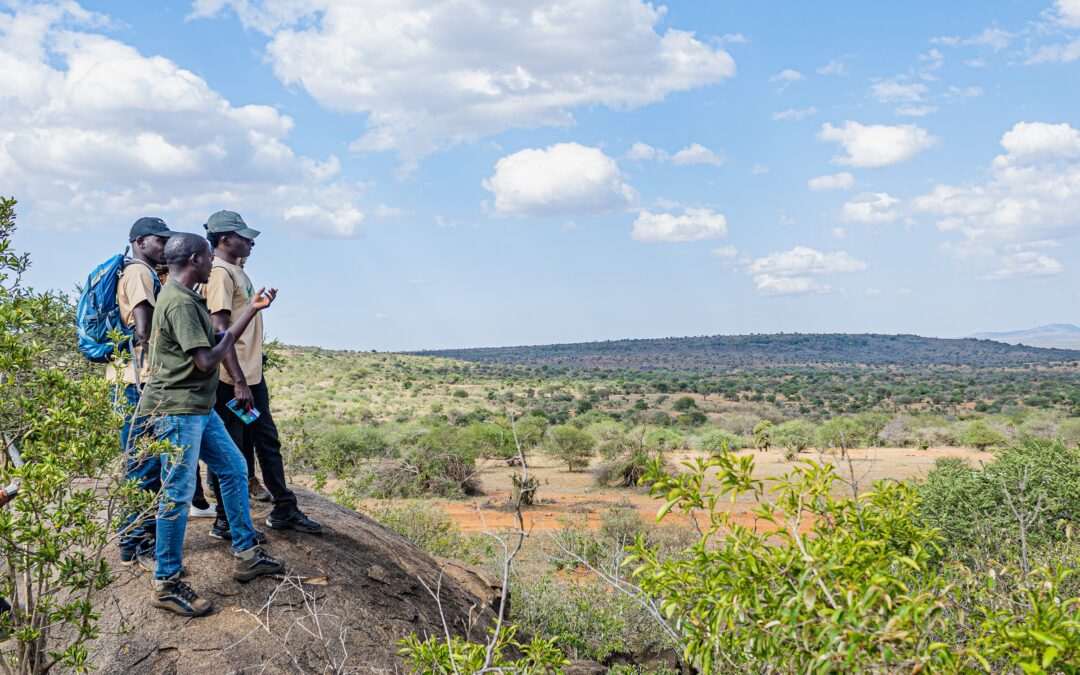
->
xmin=159 ymin=228 xmax=178 ymax=237
xmin=236 ymin=227 xmax=261 ymax=239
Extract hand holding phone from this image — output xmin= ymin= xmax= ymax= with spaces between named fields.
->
xmin=226 ymin=398 xmax=260 ymax=425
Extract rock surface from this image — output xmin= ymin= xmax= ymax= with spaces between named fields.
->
xmin=84 ymin=488 xmax=498 ymax=674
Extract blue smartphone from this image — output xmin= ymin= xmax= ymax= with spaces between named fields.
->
xmin=226 ymin=398 xmax=261 ymax=425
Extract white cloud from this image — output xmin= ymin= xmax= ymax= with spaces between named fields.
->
xmin=817 ymin=59 xmax=848 ymax=76
xmin=912 ymin=122 xmax=1080 ymax=244
xmin=1058 ymin=0 xmax=1080 ymax=28
xmin=192 ymin=0 xmax=735 ymax=158
xmin=818 ymin=121 xmax=939 ymax=168
xmin=747 ymin=246 xmax=867 ymax=276
xmin=752 ymin=274 xmax=830 ymax=296
xmin=669 ymin=143 xmax=725 ymax=166
xmin=751 ymin=163 xmax=770 ymax=175
xmin=808 ymin=172 xmax=855 ymax=191
xmin=831 ymin=227 xmax=846 ymax=239
xmin=771 ymin=106 xmax=818 ymax=121
xmin=778 ymin=212 xmax=797 ymax=226
xmin=998 ymin=121 xmax=1080 ymax=162
xmin=983 ymin=251 xmax=1063 ymax=280
xmin=631 ymin=208 xmax=728 ymax=243
xmin=0 ymin=2 xmax=363 ymax=237
xmin=626 ymin=141 xmax=725 ymax=166
xmin=896 ymin=105 xmax=938 ymax=117
xmin=710 ymin=245 xmax=738 ymax=258
xmin=1027 ymin=39 xmax=1080 ymax=64
xmin=941 ymin=242 xmax=1063 ymax=281
xmin=842 ymin=192 xmax=901 ymax=224
xmin=743 ymin=245 xmax=866 ymax=296
xmin=482 ymin=143 xmax=635 ymax=218
xmin=871 ymin=80 xmax=927 ymax=102
xmin=769 ymin=68 xmax=804 ymax=92
xmin=932 ymin=27 xmax=1012 ymax=51
xmin=720 ymin=33 xmax=748 ymax=44
xmin=627 ymin=142 xmax=657 ymax=161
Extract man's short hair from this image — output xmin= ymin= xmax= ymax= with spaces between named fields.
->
xmin=164 ymin=233 xmax=207 ymax=266
xmin=207 ymin=231 xmax=224 ymax=249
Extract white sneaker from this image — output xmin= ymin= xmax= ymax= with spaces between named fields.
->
xmin=189 ymin=504 xmax=217 ymax=519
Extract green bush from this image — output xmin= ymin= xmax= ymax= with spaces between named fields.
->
xmin=698 ymin=428 xmax=749 ymax=453
xmin=961 ymin=419 xmax=1007 ymax=451
xmin=918 ymin=437 xmax=1080 ymax=561
xmin=364 ymin=501 xmax=491 ymax=564
xmin=314 ymin=424 xmax=392 ymax=474
xmin=544 ymin=425 xmax=596 ymax=471
xmin=772 ymin=419 xmax=816 ymax=457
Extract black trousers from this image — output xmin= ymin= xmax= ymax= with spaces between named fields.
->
xmin=209 ymin=379 xmax=296 ymax=519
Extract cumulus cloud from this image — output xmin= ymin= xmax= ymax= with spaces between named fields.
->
xmin=896 ymin=105 xmax=938 ymax=117
xmin=818 ymin=121 xmax=939 ymax=168
xmin=0 ymin=2 xmax=364 ymax=237
xmin=626 ymin=141 xmax=725 ymax=166
xmin=745 ymin=246 xmax=867 ymax=296
xmin=808 ymin=172 xmax=855 ymax=191
xmin=1058 ymin=0 xmax=1080 ymax=28
xmin=669 ymin=143 xmax=725 ymax=166
xmin=842 ymin=192 xmax=901 ymax=224
xmin=871 ymin=80 xmax=927 ymax=102
xmin=817 ymin=59 xmax=848 ymax=76
xmin=192 ymin=0 xmax=735 ymax=158
xmin=482 ymin=143 xmax=635 ymax=217
xmin=912 ymin=122 xmax=1080 ymax=244
xmin=932 ymin=27 xmax=1012 ymax=51
xmin=769 ymin=68 xmax=804 ymax=92
xmin=941 ymin=242 xmax=1064 ymax=281
xmin=771 ymin=106 xmax=818 ymax=121
xmin=631 ymin=207 xmax=728 ymax=242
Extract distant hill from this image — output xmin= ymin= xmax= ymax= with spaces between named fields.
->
xmin=969 ymin=324 xmax=1080 ymax=350
xmin=410 ymin=333 xmax=1080 ymax=371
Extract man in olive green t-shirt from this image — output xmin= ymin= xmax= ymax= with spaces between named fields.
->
xmin=139 ymin=232 xmax=286 ymax=617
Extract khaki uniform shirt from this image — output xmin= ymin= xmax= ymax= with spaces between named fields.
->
xmin=104 ymin=260 xmax=158 ymax=386
xmin=201 ymin=259 xmax=263 ymax=386
xmin=140 ymin=281 xmax=218 ymax=416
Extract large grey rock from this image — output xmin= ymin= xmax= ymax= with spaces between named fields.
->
xmin=82 ymin=488 xmax=498 ymax=674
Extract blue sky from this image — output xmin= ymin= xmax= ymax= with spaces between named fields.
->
xmin=3 ymin=0 xmax=1080 ymax=350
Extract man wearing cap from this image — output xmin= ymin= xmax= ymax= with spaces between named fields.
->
xmin=108 ymin=217 xmax=174 ymax=565
xmin=140 ymin=232 xmax=285 ymax=617
xmin=203 ymin=210 xmax=322 ymax=537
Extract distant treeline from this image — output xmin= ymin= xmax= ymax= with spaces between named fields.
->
xmin=409 ymin=333 xmax=1080 ymax=370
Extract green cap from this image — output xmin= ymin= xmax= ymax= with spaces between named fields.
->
xmin=205 ymin=210 xmax=261 ymax=239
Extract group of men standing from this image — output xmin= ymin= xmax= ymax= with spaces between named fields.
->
xmin=111 ymin=211 xmax=320 ymax=617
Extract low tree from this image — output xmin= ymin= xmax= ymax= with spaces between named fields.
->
xmin=772 ymin=420 xmax=816 ymax=459
xmin=0 ymin=197 xmax=145 ymax=673
xmin=817 ymin=417 xmax=867 ymax=458
xmin=544 ymin=425 xmax=596 ymax=472
xmin=752 ymin=420 xmax=773 ymax=452
xmin=672 ymin=396 xmax=697 ymax=412
xmin=962 ymin=419 xmax=1007 ymax=451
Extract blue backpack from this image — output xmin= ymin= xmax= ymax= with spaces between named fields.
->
xmin=76 ymin=251 xmax=159 ymax=363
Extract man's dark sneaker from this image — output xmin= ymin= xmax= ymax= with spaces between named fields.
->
xmin=120 ymin=547 xmax=139 ymax=566
xmin=209 ymin=517 xmax=267 ymax=543
xmin=136 ymin=546 xmax=187 ymax=578
xmin=151 ymin=578 xmax=212 ymax=617
xmin=233 ymin=545 xmax=284 ymax=582
xmin=266 ymin=509 xmax=323 ymax=535
xmin=249 ymin=477 xmax=272 ymax=503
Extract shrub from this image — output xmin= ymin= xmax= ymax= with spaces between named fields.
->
xmin=751 ymin=419 xmax=772 ymax=451
xmin=771 ymin=419 xmax=816 ymax=457
xmin=314 ymin=424 xmax=392 ymax=474
xmin=544 ymin=425 xmax=596 ymax=471
xmin=698 ymin=429 xmax=749 ymax=453
xmin=672 ymin=396 xmax=697 ymax=412
xmin=961 ymin=419 xmax=1007 ymax=451
xmin=918 ymin=438 xmax=1080 ymax=561
xmin=642 ymin=428 xmax=686 ymax=452
xmin=399 ymin=625 xmax=568 ymax=674
xmin=1060 ymin=417 xmax=1080 ymax=447
xmin=817 ymin=416 xmax=867 ymax=454
xmin=364 ymin=501 xmax=490 ymax=563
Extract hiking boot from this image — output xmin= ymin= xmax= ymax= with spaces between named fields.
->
xmin=249 ymin=477 xmax=272 ymax=503
xmin=209 ymin=517 xmax=266 ymax=543
xmin=120 ymin=547 xmax=140 ymax=566
xmin=136 ymin=545 xmax=187 ymax=578
xmin=233 ymin=545 xmax=284 ymax=582
xmin=266 ymin=508 xmax=323 ymax=535
xmin=151 ymin=578 xmax=212 ymax=617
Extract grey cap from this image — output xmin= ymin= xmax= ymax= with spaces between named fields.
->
xmin=205 ymin=210 xmax=261 ymax=239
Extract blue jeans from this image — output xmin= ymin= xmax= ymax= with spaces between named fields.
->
xmin=153 ymin=410 xmax=258 ymax=579
xmin=116 ymin=384 xmax=160 ymax=554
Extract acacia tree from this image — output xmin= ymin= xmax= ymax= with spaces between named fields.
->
xmin=544 ymin=425 xmax=596 ymax=472
xmin=752 ymin=420 xmax=773 ymax=452
xmin=0 ymin=197 xmax=146 ymax=673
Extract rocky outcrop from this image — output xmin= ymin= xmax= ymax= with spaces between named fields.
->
xmin=83 ymin=488 xmax=499 ymax=674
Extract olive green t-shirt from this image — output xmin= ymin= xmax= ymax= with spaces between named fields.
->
xmin=140 ymin=281 xmax=218 ymax=416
